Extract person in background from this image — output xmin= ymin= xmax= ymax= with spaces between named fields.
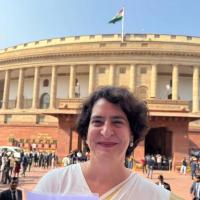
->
xmin=21 ymin=154 xmax=28 ymax=177
xmin=0 ymin=177 xmax=22 ymax=200
xmin=190 ymin=175 xmax=200 ymax=200
xmin=141 ymin=157 xmax=147 ymax=174
xmin=13 ymin=159 xmax=21 ymax=178
xmin=156 ymin=154 xmax=162 ymax=170
xmin=190 ymin=158 xmax=198 ymax=180
xmin=180 ymin=157 xmax=187 ymax=175
xmin=62 ymin=155 xmax=70 ymax=167
xmin=155 ymin=174 xmax=171 ymax=191
xmin=75 ymin=78 xmax=80 ymax=98
xmin=147 ymin=156 xmax=155 ymax=179
xmin=8 ymin=154 xmax=15 ymax=177
xmin=2 ymin=155 xmax=11 ymax=184
xmin=34 ymin=86 xmax=181 ymax=200
xmin=126 ymin=155 xmax=134 ymax=169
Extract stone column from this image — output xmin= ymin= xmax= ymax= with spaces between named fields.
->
xmin=192 ymin=65 xmax=199 ymax=112
xmin=172 ymin=65 xmax=179 ymax=100
xmin=69 ymin=65 xmax=76 ymax=98
xmin=109 ymin=64 xmax=115 ymax=85
xmin=150 ymin=64 xmax=157 ymax=98
xmin=129 ymin=64 xmax=136 ymax=93
xmin=2 ymin=70 xmax=11 ymax=109
xmin=32 ymin=67 xmax=40 ymax=109
xmin=16 ymin=68 xmax=25 ymax=109
xmin=88 ymin=64 xmax=95 ymax=94
xmin=49 ymin=66 xmax=57 ymax=109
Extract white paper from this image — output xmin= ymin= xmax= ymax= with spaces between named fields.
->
xmin=27 ymin=191 xmax=99 ymax=200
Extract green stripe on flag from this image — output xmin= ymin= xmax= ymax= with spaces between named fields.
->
xmin=109 ymin=16 xmax=123 ymax=24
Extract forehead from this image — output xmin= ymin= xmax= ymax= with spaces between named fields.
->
xmin=11 ymin=180 xmax=18 ymax=184
xmin=91 ymin=98 xmax=126 ymax=116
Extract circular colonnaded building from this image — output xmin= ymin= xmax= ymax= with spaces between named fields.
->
xmin=0 ymin=33 xmax=200 ymax=168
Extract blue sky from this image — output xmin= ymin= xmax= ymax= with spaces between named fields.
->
xmin=1 ymin=0 xmax=200 ymax=49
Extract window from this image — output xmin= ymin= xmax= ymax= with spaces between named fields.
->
xmin=60 ymin=37 xmax=65 ymax=41
xmin=98 ymin=67 xmax=106 ymax=74
xmin=134 ymin=34 xmax=147 ymax=38
xmin=136 ymin=86 xmax=148 ymax=99
xmin=75 ymin=36 xmax=80 ymax=40
xmin=141 ymin=43 xmax=148 ymax=47
xmin=4 ymin=115 xmax=12 ymax=124
xmin=99 ymin=43 xmax=106 ymax=47
xmin=154 ymin=34 xmax=160 ymax=38
xmin=40 ymin=93 xmax=50 ymax=108
xmin=43 ymin=79 xmax=49 ymax=87
xmin=140 ymin=67 xmax=147 ymax=74
xmin=36 ymin=115 xmax=45 ymax=124
xmin=119 ymin=67 xmax=126 ymax=74
xmin=120 ymin=43 xmax=127 ymax=47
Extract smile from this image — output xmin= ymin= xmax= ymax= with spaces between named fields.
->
xmin=97 ymin=142 xmax=118 ymax=147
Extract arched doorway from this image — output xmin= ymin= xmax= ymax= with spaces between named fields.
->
xmin=145 ymin=127 xmax=172 ymax=157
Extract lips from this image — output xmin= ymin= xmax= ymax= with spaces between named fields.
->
xmin=97 ymin=141 xmax=118 ymax=147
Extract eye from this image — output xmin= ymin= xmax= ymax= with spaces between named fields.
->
xmin=112 ymin=119 xmax=124 ymax=126
xmin=91 ymin=119 xmax=103 ymax=127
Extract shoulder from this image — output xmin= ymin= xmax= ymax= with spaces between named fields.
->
xmin=0 ymin=189 xmax=10 ymax=196
xmin=34 ymin=164 xmax=80 ymax=194
xmin=17 ymin=189 xmax=23 ymax=194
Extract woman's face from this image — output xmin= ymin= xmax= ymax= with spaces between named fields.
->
xmin=87 ymin=98 xmax=132 ymax=161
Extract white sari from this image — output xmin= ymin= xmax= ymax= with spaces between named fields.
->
xmin=34 ymin=164 xmax=183 ymax=200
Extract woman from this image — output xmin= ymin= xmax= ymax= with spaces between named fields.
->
xmin=34 ymin=86 xmax=181 ymax=200
xmin=13 ymin=159 xmax=21 ymax=178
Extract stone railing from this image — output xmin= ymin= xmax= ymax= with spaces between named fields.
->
xmin=2 ymin=33 xmax=200 ymax=53
xmin=59 ymin=98 xmax=190 ymax=113
xmin=2 ymin=98 xmax=190 ymax=113
xmin=59 ymin=98 xmax=85 ymax=110
xmin=146 ymin=99 xmax=190 ymax=112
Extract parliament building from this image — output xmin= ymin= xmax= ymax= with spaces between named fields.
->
xmin=0 ymin=34 xmax=200 ymax=167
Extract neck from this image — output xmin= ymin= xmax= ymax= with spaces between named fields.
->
xmin=82 ymin=156 xmax=131 ymax=183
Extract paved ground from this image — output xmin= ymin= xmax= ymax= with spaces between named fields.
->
xmin=0 ymin=167 xmax=195 ymax=199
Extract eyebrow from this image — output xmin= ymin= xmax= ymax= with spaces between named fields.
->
xmin=91 ymin=115 xmax=128 ymax=121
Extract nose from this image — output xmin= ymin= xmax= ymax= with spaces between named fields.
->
xmin=100 ymin=121 xmax=114 ymax=138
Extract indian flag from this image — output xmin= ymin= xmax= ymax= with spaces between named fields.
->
xmin=109 ymin=8 xmax=124 ymax=24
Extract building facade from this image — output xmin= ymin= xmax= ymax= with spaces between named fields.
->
xmin=0 ymin=34 xmax=200 ymax=167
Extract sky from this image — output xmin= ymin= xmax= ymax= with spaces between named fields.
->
xmin=1 ymin=0 xmax=200 ymax=50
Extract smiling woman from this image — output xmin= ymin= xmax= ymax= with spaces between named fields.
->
xmin=34 ymin=86 xmax=182 ymax=200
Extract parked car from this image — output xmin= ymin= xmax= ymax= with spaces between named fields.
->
xmin=0 ymin=146 xmax=22 ymax=158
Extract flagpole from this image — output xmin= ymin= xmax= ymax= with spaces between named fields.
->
xmin=121 ymin=7 xmax=125 ymax=43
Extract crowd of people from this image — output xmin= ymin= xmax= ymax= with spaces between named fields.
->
xmin=62 ymin=150 xmax=90 ymax=167
xmin=0 ymin=149 xmax=58 ymax=184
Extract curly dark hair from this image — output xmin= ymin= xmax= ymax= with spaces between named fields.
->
xmin=76 ymin=86 xmax=149 ymax=156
